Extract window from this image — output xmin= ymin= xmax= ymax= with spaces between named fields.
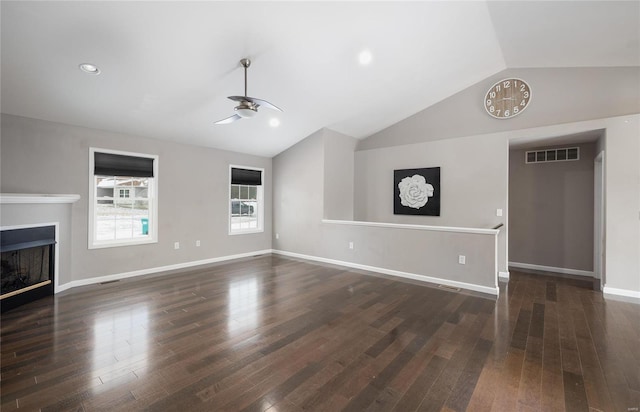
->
xmin=229 ymin=166 xmax=264 ymax=235
xmin=89 ymin=148 xmax=158 ymax=248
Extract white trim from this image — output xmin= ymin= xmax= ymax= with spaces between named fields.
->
xmin=229 ymin=164 xmax=265 ymax=236
xmin=594 ymin=150 xmax=605 ymax=284
xmin=89 ymin=238 xmax=158 ymax=249
xmin=0 ymin=222 xmax=61 ymax=294
xmin=508 ymin=262 xmax=594 ymax=278
xmin=273 ymin=249 xmax=499 ymax=296
xmin=54 ymin=248 xmax=501 ymax=297
xmin=56 ymin=249 xmax=273 ymax=293
xmin=499 ymin=271 xmax=510 ymax=281
xmin=603 ymin=286 xmax=640 ymax=300
xmin=0 ymin=194 xmax=80 ymax=204
xmin=228 ymin=229 xmax=264 ymax=236
xmin=494 ymin=232 xmax=499 ymax=288
xmin=88 ymin=147 xmax=159 ymax=249
xmin=322 ymin=219 xmax=499 ymax=236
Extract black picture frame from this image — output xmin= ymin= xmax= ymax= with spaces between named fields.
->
xmin=393 ymin=167 xmax=441 ymax=216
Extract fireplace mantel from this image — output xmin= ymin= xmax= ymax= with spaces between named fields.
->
xmin=0 ymin=193 xmax=80 ymax=204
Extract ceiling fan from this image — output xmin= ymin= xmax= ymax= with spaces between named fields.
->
xmin=214 ymin=58 xmax=283 ymax=125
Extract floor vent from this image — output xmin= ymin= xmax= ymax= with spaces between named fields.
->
xmin=438 ymin=284 xmax=461 ymax=292
xmin=526 ymin=147 xmax=579 ymax=164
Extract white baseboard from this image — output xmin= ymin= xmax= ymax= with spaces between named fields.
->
xmin=57 ymin=248 xmax=500 ymax=297
xmin=56 ymin=249 xmax=273 ymax=293
xmin=274 ymin=250 xmax=499 ymax=296
xmin=498 ymin=271 xmax=510 ymax=281
xmin=508 ymin=262 xmax=594 ymax=278
xmin=603 ymin=286 xmax=640 ymax=301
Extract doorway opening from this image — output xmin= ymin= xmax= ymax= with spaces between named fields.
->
xmin=507 ymin=130 xmax=605 ymax=290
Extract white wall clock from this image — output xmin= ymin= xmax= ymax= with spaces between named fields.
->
xmin=484 ymin=78 xmax=531 ymax=119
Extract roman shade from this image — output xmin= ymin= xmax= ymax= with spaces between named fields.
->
xmin=231 ymin=168 xmax=262 ymax=186
xmin=94 ymin=152 xmax=154 ymax=177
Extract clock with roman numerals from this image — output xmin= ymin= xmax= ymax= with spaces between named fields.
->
xmin=484 ymin=78 xmax=531 ymax=119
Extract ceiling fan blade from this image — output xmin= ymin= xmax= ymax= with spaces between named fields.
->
xmin=214 ymin=114 xmax=242 ymax=125
xmin=227 ymin=96 xmax=246 ymax=103
xmin=244 ymin=96 xmax=283 ymax=112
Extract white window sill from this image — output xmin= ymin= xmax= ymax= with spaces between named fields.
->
xmin=229 ymin=229 xmax=264 ymax=236
xmin=89 ymin=238 xmax=158 ymax=249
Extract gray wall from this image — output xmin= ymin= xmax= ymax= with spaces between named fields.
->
xmin=273 ymin=128 xmax=499 ymax=292
xmin=359 ymin=67 xmax=640 ymax=151
xmin=1 ymin=114 xmax=272 ymax=284
xmin=324 ymin=129 xmax=358 ymax=220
xmin=354 ymin=134 xmax=508 ymax=273
xmin=353 ymin=66 xmax=639 ymax=295
xmin=273 ymin=114 xmax=639 ymax=295
xmin=602 ymin=116 xmax=640 ymax=294
xmin=272 ymin=129 xmax=325 ymax=254
xmin=509 ymin=142 xmax=596 ymax=271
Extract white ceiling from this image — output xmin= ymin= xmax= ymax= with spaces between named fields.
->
xmin=2 ymin=1 xmax=638 ymax=157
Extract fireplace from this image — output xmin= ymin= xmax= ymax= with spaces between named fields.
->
xmin=1 ymin=225 xmax=56 ymax=312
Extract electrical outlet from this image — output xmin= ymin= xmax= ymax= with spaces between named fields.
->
xmin=275 ymin=233 xmax=279 ymax=240
xmin=174 ymin=242 xmax=180 ymax=250
xmin=196 ymin=240 xmax=201 ymax=247
xmin=496 ymin=208 xmax=503 ymax=217
xmin=349 ymin=241 xmax=354 ymax=250
xmin=458 ymin=255 xmax=466 ymax=265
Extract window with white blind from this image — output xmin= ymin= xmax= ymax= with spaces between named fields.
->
xmin=229 ymin=166 xmax=264 ymax=235
xmin=89 ymin=148 xmax=158 ymax=249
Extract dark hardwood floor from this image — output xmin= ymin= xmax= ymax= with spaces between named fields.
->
xmin=1 ymin=255 xmax=639 ymax=411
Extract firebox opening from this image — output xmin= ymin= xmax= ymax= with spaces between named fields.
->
xmin=1 ymin=245 xmax=52 ymax=297
xmin=1 ymin=225 xmax=56 ymax=312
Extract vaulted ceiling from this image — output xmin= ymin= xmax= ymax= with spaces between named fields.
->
xmin=2 ymin=1 xmax=638 ymax=157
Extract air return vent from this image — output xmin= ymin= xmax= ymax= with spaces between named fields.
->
xmin=525 ymin=147 xmax=579 ymax=164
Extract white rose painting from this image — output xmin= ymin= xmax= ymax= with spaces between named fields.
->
xmin=398 ymin=175 xmax=434 ymax=209
xmin=394 ymin=167 xmax=440 ymax=216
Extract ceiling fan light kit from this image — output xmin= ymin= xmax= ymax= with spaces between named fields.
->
xmin=215 ymin=58 xmax=282 ymax=125
xmin=235 ymin=103 xmax=258 ymax=118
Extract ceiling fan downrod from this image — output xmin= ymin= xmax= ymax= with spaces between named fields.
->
xmin=240 ymin=58 xmax=251 ymax=97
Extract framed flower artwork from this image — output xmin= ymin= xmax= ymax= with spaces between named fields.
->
xmin=393 ymin=167 xmax=440 ymax=216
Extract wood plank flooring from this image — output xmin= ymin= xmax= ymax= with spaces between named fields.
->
xmin=1 ymin=255 xmax=639 ymax=411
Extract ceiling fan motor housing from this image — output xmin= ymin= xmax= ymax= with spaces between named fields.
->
xmin=235 ymin=101 xmax=258 ymax=118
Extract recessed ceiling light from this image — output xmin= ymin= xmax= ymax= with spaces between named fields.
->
xmin=358 ymin=49 xmax=373 ymax=65
xmin=269 ymin=118 xmax=280 ymax=127
xmin=79 ymin=63 xmax=101 ymax=75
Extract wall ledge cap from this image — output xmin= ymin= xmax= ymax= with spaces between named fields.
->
xmin=322 ymin=219 xmax=499 ymax=235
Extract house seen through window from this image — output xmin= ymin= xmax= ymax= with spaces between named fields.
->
xmin=89 ymin=148 xmax=158 ymax=248
xmin=118 ymin=188 xmax=131 ymax=199
xmin=230 ymin=166 xmax=264 ymax=234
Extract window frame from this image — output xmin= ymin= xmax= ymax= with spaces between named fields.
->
xmin=229 ymin=165 xmax=264 ymax=236
xmin=88 ymin=147 xmax=159 ymax=249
